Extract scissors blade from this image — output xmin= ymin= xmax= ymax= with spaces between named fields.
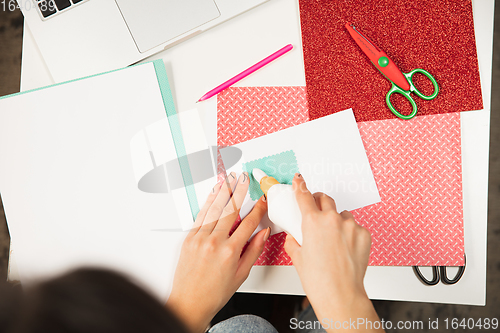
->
xmin=345 ymin=22 xmax=410 ymax=91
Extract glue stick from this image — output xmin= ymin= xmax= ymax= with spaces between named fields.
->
xmin=252 ymin=168 xmax=303 ymax=245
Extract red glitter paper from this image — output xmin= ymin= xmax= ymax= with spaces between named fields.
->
xmin=298 ymin=0 xmax=483 ymax=122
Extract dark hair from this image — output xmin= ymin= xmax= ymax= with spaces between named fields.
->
xmin=0 ymin=268 xmax=190 ymax=333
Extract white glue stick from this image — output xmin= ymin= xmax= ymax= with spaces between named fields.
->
xmin=252 ymin=168 xmax=303 ymax=245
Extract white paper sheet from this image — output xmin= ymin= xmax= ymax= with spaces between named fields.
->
xmin=0 ymin=63 xmax=195 ymax=300
xmin=221 ymin=109 xmax=381 ymax=237
xmin=228 ymin=109 xmax=381 ymax=209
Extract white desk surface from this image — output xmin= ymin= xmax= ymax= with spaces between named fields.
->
xmin=10 ymin=0 xmax=494 ymax=305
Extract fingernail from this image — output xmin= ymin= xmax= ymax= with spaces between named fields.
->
xmin=263 ymin=227 xmax=271 ymax=242
xmin=241 ymin=172 xmax=249 ymax=183
xmin=225 ymin=172 xmax=235 ymax=182
xmin=297 ymin=173 xmax=302 ymax=178
xmin=262 ymin=194 xmax=267 ymax=202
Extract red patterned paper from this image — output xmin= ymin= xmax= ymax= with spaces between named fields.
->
xmin=299 ymin=0 xmax=483 ymax=122
xmin=253 ymin=232 xmax=291 ymax=265
xmin=354 ymin=114 xmax=464 ymax=266
xmin=217 ymin=87 xmax=309 ymax=145
xmin=217 ymin=87 xmax=464 ymax=266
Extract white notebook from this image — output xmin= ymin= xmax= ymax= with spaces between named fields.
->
xmin=0 ymin=60 xmax=214 ymax=300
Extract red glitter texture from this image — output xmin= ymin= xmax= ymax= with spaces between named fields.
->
xmin=298 ymin=0 xmax=483 ymax=122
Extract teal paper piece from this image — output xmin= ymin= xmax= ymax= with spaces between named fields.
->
xmin=242 ymin=150 xmax=299 ymax=201
xmin=153 ymin=60 xmax=199 ymax=219
xmin=0 ymin=61 xmax=132 ymax=101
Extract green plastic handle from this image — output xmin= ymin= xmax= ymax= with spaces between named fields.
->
xmin=386 ymin=87 xmax=418 ymax=120
xmin=406 ymin=68 xmax=439 ymax=100
xmin=385 ymin=68 xmax=439 ymax=120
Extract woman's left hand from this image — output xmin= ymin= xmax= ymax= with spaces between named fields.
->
xmin=166 ymin=172 xmax=270 ymax=333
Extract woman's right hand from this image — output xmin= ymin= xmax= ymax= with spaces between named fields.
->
xmin=284 ymin=174 xmax=383 ymax=332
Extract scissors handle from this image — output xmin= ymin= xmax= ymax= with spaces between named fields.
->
xmin=440 ymin=254 xmax=466 ymax=285
xmin=386 ymin=86 xmax=418 ymax=120
xmin=406 ymin=68 xmax=439 ymax=100
xmin=413 ymin=254 xmax=466 ymax=286
xmin=386 ymin=68 xmax=439 ymax=120
xmin=412 ymin=266 xmax=440 ymax=286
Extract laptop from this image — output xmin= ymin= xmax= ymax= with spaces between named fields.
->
xmin=19 ymin=0 xmax=269 ymax=83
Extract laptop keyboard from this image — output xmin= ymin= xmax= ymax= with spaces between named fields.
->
xmin=36 ymin=0 xmax=86 ymax=19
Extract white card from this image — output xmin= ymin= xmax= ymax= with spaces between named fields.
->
xmin=221 ymin=109 xmax=381 ymax=235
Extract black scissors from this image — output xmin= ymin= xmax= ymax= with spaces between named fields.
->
xmin=412 ymin=255 xmax=466 ymax=286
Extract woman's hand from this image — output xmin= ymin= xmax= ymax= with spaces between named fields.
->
xmin=285 ymin=174 xmax=383 ymax=332
xmin=167 ymin=172 xmax=270 ymax=333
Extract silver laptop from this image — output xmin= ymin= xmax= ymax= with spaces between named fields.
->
xmin=19 ymin=0 xmax=269 ymax=82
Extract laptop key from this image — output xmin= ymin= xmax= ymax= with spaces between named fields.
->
xmin=72 ymin=0 xmax=83 ymax=3
xmin=54 ymin=0 xmax=71 ymax=10
xmin=38 ymin=1 xmax=57 ymax=18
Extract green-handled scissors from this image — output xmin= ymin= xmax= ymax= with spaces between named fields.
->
xmin=346 ymin=23 xmax=439 ymax=120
